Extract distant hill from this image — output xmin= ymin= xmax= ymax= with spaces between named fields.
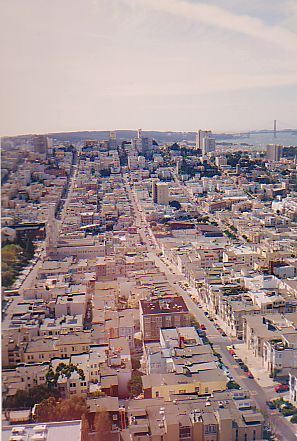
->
xmin=2 ymin=129 xmax=297 ymax=145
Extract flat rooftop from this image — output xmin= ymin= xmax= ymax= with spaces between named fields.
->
xmin=140 ymin=296 xmax=189 ymax=315
xmin=2 ymin=421 xmax=81 ymax=441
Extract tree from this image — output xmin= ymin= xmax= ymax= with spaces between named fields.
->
xmin=227 ymin=380 xmax=240 ymax=390
xmin=131 ymin=357 xmax=141 ymax=370
xmin=291 ymin=414 xmax=297 ymax=423
xmin=93 ymin=411 xmax=112 ymax=441
xmin=46 ymin=363 xmax=85 ymax=387
xmin=128 ymin=370 xmax=143 ymax=398
xmin=35 ymin=396 xmax=88 ymax=422
xmin=3 ymin=385 xmax=60 ymax=410
xmin=169 ymin=200 xmax=181 ymax=210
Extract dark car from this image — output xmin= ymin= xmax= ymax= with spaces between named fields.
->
xmin=266 ymin=401 xmax=276 ymax=409
xmin=241 ymin=365 xmax=249 ymax=372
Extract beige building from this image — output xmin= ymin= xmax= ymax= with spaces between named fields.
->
xmin=120 ymin=391 xmax=264 ymax=441
xmin=142 ymin=370 xmax=227 ymax=400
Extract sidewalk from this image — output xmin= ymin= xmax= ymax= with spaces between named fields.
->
xmin=233 ymin=343 xmax=276 ymax=388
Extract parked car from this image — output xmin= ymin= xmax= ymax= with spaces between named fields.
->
xmin=222 ymin=332 xmax=227 ymax=337
xmin=200 ymin=324 xmax=206 ymax=330
xmin=247 ymin=372 xmax=254 ymax=379
xmin=266 ymin=400 xmax=277 ymax=409
xmin=275 ymin=385 xmax=289 ymax=393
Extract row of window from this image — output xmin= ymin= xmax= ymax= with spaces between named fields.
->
xmin=69 ymin=381 xmax=87 ymax=387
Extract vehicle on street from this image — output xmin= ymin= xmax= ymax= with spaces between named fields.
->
xmin=246 ymin=372 xmax=254 ymax=379
xmin=239 ymin=363 xmax=248 ymax=371
xmin=200 ymin=324 xmax=206 ymax=330
xmin=275 ymin=385 xmax=289 ymax=393
xmin=266 ymin=400 xmax=276 ymax=409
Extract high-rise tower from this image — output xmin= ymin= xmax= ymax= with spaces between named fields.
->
xmin=46 ymin=205 xmax=58 ymax=256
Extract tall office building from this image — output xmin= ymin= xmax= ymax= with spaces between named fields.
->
xmin=152 ymin=179 xmax=158 ymax=203
xmin=266 ymin=144 xmax=283 ymax=161
xmin=195 ymin=130 xmax=212 ymax=149
xmin=32 ymin=135 xmax=52 ymax=156
xmin=109 ymin=131 xmax=117 ymax=150
xmin=46 ymin=205 xmax=58 ymax=256
xmin=156 ymin=182 xmax=169 ymax=205
xmin=132 ymin=129 xmax=152 ymax=154
xmin=202 ymin=137 xmax=216 ymax=155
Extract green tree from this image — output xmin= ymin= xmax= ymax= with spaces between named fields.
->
xmin=46 ymin=363 xmax=85 ymax=387
xmin=227 ymin=380 xmax=240 ymax=390
xmin=131 ymin=357 xmax=141 ymax=370
xmin=128 ymin=370 xmax=143 ymax=398
xmin=3 ymin=385 xmax=60 ymax=410
xmin=35 ymin=396 xmax=88 ymax=422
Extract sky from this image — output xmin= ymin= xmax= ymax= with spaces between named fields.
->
xmin=1 ymin=0 xmax=297 ymax=136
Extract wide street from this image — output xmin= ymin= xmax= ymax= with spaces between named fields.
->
xmin=125 ymin=172 xmax=297 ymax=441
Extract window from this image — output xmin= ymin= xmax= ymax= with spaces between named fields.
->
xmin=244 ymin=435 xmax=247 ymax=441
xmin=179 ymin=426 xmax=191 ymax=439
xmin=155 ymin=391 xmax=159 ymax=397
xmin=253 ymin=430 xmax=256 ymax=440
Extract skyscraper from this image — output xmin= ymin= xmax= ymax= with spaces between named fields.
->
xmin=156 ymin=182 xmax=169 ymax=205
xmin=266 ymin=144 xmax=283 ymax=161
xmin=152 ymin=179 xmax=158 ymax=203
xmin=202 ymin=137 xmax=216 ymax=155
xmin=195 ymin=130 xmax=212 ymax=149
xmin=109 ymin=130 xmax=117 ymax=150
xmin=132 ymin=129 xmax=152 ymax=154
xmin=46 ymin=205 xmax=58 ymax=256
xmin=32 ymin=135 xmax=51 ymax=155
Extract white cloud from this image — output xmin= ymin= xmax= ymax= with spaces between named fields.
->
xmin=124 ymin=0 xmax=297 ymax=52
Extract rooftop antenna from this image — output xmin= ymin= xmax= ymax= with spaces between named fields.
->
xmin=274 ymin=120 xmax=277 ymax=138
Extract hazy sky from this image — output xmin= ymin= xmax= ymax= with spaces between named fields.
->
xmin=1 ymin=0 xmax=297 ymax=136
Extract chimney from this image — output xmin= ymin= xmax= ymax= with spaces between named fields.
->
xmin=179 ymin=336 xmax=185 ymax=349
